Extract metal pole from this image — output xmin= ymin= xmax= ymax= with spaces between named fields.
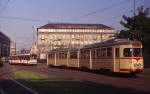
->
xmin=132 ymin=0 xmax=136 ymax=40
xmin=32 ymin=26 xmax=35 ymax=44
xmin=133 ymin=0 xmax=135 ymax=17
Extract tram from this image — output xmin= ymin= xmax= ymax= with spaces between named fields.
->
xmin=9 ymin=53 xmax=37 ymax=65
xmin=47 ymin=39 xmax=143 ymax=74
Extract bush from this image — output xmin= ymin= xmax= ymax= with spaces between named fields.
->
xmin=143 ymin=52 xmax=150 ymax=68
xmin=0 ymin=62 xmax=3 ymax=67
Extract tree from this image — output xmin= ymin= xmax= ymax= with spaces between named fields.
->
xmin=117 ymin=6 xmax=150 ymax=67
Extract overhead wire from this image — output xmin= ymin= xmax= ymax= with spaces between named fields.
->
xmin=70 ymin=0 xmax=130 ymax=21
xmin=0 ymin=0 xmax=131 ymax=24
xmin=0 ymin=15 xmax=49 ymax=23
xmin=100 ymin=10 xmax=132 ymax=23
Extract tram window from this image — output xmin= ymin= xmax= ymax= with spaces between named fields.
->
xmin=27 ymin=57 xmax=30 ymax=60
xmin=59 ymin=53 xmax=63 ymax=59
xmin=70 ymin=52 xmax=77 ymax=59
xmin=96 ymin=49 xmax=101 ymax=58
xmin=133 ymin=48 xmax=142 ymax=57
xmin=80 ymin=50 xmax=90 ymax=59
xmin=49 ymin=54 xmax=52 ymax=59
xmin=58 ymin=52 xmax=67 ymax=59
xmin=123 ymin=48 xmax=142 ymax=57
xmin=85 ymin=50 xmax=90 ymax=59
xmin=101 ymin=48 xmax=106 ymax=57
xmin=91 ymin=49 xmax=96 ymax=58
xmin=124 ymin=48 xmax=132 ymax=57
xmin=59 ymin=53 xmax=62 ymax=59
xmin=49 ymin=53 xmax=54 ymax=59
xmin=64 ymin=53 xmax=67 ymax=59
xmin=62 ymin=53 xmax=67 ymax=59
xmin=56 ymin=53 xmax=59 ymax=59
xmin=107 ymin=47 xmax=112 ymax=57
xmin=31 ymin=55 xmax=37 ymax=59
xmin=80 ymin=50 xmax=85 ymax=59
xmin=115 ymin=48 xmax=120 ymax=57
xmin=51 ymin=54 xmax=54 ymax=59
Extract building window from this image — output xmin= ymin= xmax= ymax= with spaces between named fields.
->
xmin=41 ymin=35 xmax=45 ymax=40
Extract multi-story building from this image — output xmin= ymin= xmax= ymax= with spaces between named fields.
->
xmin=37 ymin=23 xmax=116 ymax=55
xmin=0 ymin=32 xmax=10 ymax=62
xmin=10 ymin=41 xmax=16 ymax=55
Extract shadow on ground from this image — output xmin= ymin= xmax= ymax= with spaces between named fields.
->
xmin=1 ymin=79 xmax=149 ymax=94
xmin=48 ymin=65 xmax=139 ymax=78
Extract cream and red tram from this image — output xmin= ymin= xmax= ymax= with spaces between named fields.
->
xmin=47 ymin=39 xmax=143 ymax=74
xmin=9 ymin=54 xmax=37 ymax=65
xmin=47 ymin=48 xmax=79 ymax=68
xmin=81 ymin=39 xmax=143 ymax=73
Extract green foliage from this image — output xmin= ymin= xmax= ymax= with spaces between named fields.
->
xmin=0 ymin=63 xmax=3 ymax=67
xmin=118 ymin=6 xmax=150 ymax=42
xmin=117 ymin=6 xmax=150 ymax=67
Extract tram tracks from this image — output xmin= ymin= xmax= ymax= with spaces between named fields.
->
xmin=0 ymin=64 xmax=40 ymax=94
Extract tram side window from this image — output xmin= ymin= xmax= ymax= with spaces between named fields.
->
xmin=58 ymin=53 xmax=61 ymax=59
xmin=91 ymin=49 xmax=96 ymax=58
xmin=52 ymin=53 xmax=55 ymax=59
xmin=107 ymin=47 xmax=112 ymax=57
xmin=80 ymin=50 xmax=90 ymax=59
xmin=56 ymin=53 xmax=59 ymax=59
xmin=62 ymin=52 xmax=67 ymax=59
xmin=49 ymin=54 xmax=53 ymax=59
xmin=85 ymin=50 xmax=90 ymax=59
xmin=70 ymin=52 xmax=77 ymax=59
xmin=64 ymin=53 xmax=67 ymax=59
xmin=101 ymin=48 xmax=106 ymax=57
xmin=80 ymin=50 xmax=85 ymax=59
xmin=96 ymin=48 xmax=101 ymax=58
xmin=51 ymin=53 xmax=55 ymax=59
xmin=27 ymin=56 xmax=30 ymax=60
xmin=31 ymin=55 xmax=37 ymax=59
xmin=59 ymin=53 xmax=64 ymax=59
xmin=115 ymin=48 xmax=120 ymax=57
xmin=58 ymin=52 xmax=67 ymax=59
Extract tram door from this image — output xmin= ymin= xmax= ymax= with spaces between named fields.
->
xmin=114 ymin=48 xmax=120 ymax=72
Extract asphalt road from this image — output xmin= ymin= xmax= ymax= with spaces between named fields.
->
xmin=1 ymin=63 xmax=150 ymax=94
xmin=0 ymin=63 xmax=38 ymax=94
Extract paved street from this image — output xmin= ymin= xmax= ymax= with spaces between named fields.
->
xmin=0 ymin=63 xmax=150 ymax=94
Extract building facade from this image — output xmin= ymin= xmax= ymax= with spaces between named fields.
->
xmin=10 ymin=41 xmax=16 ymax=55
xmin=37 ymin=23 xmax=116 ymax=54
xmin=0 ymin=32 xmax=10 ymax=62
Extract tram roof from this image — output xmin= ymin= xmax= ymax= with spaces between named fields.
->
xmin=48 ymin=48 xmax=79 ymax=53
xmin=83 ymin=38 xmax=142 ymax=49
xmin=38 ymin=23 xmax=114 ymax=30
xmin=10 ymin=53 xmax=31 ymax=57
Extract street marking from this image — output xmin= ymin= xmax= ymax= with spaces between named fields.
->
xmin=10 ymin=79 xmax=38 ymax=94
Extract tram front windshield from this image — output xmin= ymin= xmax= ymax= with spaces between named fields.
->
xmin=124 ymin=48 xmax=142 ymax=57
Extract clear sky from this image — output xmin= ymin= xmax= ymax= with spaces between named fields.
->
xmin=0 ymin=0 xmax=149 ymax=50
